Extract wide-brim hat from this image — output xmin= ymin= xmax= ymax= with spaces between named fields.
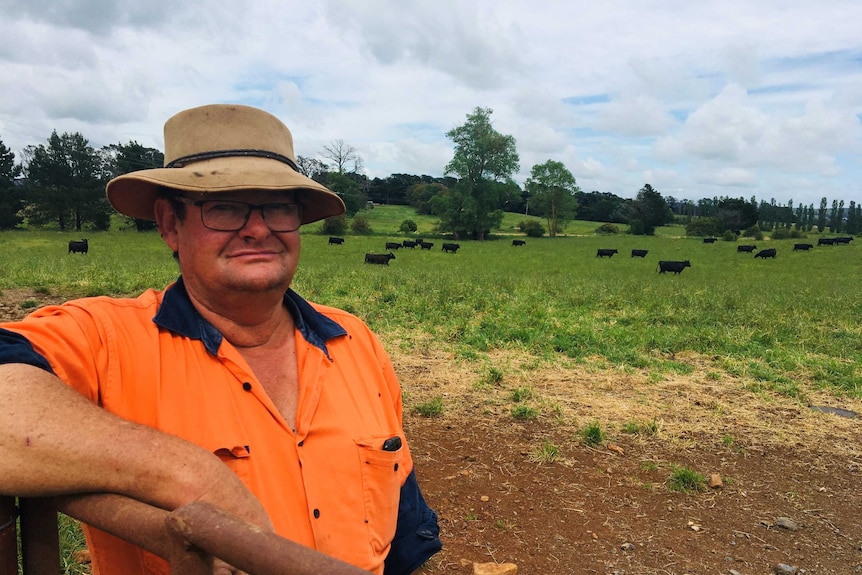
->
xmin=106 ymin=104 xmax=345 ymax=224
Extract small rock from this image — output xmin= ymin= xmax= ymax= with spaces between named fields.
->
xmin=620 ymin=542 xmax=635 ymax=552
xmin=730 ymin=570 xmax=742 ymax=575
xmin=776 ymin=517 xmax=800 ymax=531
xmin=473 ymin=562 xmax=518 ymax=575
xmin=480 ymin=495 xmax=490 ymax=502
xmin=774 ymin=563 xmax=798 ymax=574
xmin=708 ymin=473 xmax=723 ymax=488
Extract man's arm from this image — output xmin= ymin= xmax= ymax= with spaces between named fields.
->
xmin=0 ymin=363 xmax=272 ymax=530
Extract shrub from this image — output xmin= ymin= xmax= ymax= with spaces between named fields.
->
xmin=399 ymin=219 xmax=418 ymax=233
xmin=319 ymin=215 xmax=346 ymax=235
xmin=519 ymin=220 xmax=545 ymax=238
xmin=742 ymin=225 xmax=764 ymax=240
xmin=350 ymin=214 xmax=373 ymax=234
xmin=770 ymin=227 xmax=791 ymax=239
xmin=627 ymin=219 xmax=646 ymax=235
xmin=685 ymin=217 xmax=722 ymax=237
xmin=721 ymin=229 xmax=738 ymax=242
xmin=596 ymin=223 xmax=619 ymax=234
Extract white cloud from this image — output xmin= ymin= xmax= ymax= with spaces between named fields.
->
xmin=1 ymin=0 xmax=861 ymax=206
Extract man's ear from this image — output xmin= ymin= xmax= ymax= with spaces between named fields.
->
xmin=154 ymin=197 xmax=179 ymax=252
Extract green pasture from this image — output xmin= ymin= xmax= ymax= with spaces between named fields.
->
xmin=1 ymin=208 xmax=860 ymax=401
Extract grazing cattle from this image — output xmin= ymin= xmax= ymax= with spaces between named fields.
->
xmin=657 ymin=260 xmax=691 ymax=274
xmin=512 ymin=239 xmax=526 ymax=246
xmin=817 ymin=238 xmax=834 ymax=246
xmin=402 ymin=240 xmax=417 ymax=249
xmin=414 ymin=238 xmax=424 ymax=244
xmin=793 ymin=243 xmax=813 ymax=251
xmin=328 ymin=236 xmax=344 ymax=245
xmin=364 ymin=252 xmax=396 ymax=265
xmin=442 ymin=243 xmax=460 ymax=253
xmin=596 ymin=248 xmax=618 ymax=258
xmin=631 ymin=249 xmax=648 ymax=258
xmin=384 ymin=242 xmax=403 ymax=250
xmin=703 ymin=237 xmax=717 ymax=244
xmin=419 ymin=241 xmax=434 ymax=250
xmin=737 ymin=245 xmax=757 ymax=253
xmin=754 ymin=248 xmax=777 ymax=259
xmin=834 ymin=236 xmax=854 ymax=244
xmin=68 ymin=238 xmax=89 ymax=254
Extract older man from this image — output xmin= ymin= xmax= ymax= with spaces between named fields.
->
xmin=0 ymin=104 xmax=440 ymax=575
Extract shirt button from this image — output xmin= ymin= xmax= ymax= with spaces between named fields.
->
xmin=242 ymin=382 xmax=252 ymax=391
xmin=313 ymin=509 xmax=320 ymax=519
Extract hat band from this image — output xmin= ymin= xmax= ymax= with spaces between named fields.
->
xmin=166 ymin=149 xmax=300 ymax=172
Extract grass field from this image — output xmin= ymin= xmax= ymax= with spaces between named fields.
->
xmin=1 ymin=206 xmax=860 ymax=403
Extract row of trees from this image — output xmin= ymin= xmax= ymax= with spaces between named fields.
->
xmin=1 ymin=107 xmax=858 ymax=237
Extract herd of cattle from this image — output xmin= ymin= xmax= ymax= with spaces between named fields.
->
xmin=334 ymin=234 xmax=856 ymax=269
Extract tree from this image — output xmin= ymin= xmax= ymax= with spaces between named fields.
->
xmin=296 ymin=155 xmax=327 ymax=181
xmin=714 ymin=197 xmax=759 ymax=233
xmin=628 ymin=184 xmax=673 ymax=235
xmin=817 ymin=197 xmax=828 ymax=232
xmin=104 ymin=141 xmax=164 ymax=231
xmin=22 ymin=131 xmax=111 ymax=231
xmin=324 ymin=171 xmax=367 ymax=216
xmin=321 ymin=140 xmax=362 ymax=174
xmin=442 ymin=107 xmax=519 ymax=239
xmin=524 ymin=160 xmax=579 ymax=237
xmin=0 ymin=138 xmax=24 ymax=229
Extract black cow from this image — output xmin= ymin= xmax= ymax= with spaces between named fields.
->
xmin=834 ymin=236 xmax=854 ymax=244
xmin=754 ymin=248 xmax=777 ymax=259
xmin=596 ymin=248 xmax=618 ymax=258
xmin=818 ymin=238 xmax=834 ymax=246
xmin=703 ymin=237 xmax=717 ymax=244
xmin=793 ymin=243 xmax=813 ymax=251
xmin=402 ymin=240 xmax=417 ymax=249
xmin=630 ymin=249 xmax=648 ymax=258
xmin=68 ymin=238 xmax=89 ymax=254
xmin=364 ymin=253 xmax=396 ymax=265
xmin=385 ymin=242 xmax=403 ymax=250
xmin=419 ymin=241 xmax=434 ymax=250
xmin=512 ymin=239 xmax=526 ymax=246
xmin=737 ymin=245 xmax=757 ymax=253
xmin=328 ymin=236 xmax=344 ymax=245
xmin=657 ymin=260 xmax=691 ymax=274
xmin=414 ymin=238 xmax=424 ymax=244
xmin=442 ymin=243 xmax=460 ymax=253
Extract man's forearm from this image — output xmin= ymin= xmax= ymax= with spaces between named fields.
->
xmin=0 ymin=363 xmax=271 ymax=529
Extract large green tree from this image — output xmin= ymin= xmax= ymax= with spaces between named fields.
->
xmin=442 ymin=107 xmax=519 ymax=239
xmin=524 ymin=160 xmax=579 ymax=237
xmin=628 ymin=183 xmax=673 ymax=235
xmin=23 ymin=131 xmax=112 ymax=231
xmin=104 ymin=141 xmax=164 ymax=230
xmin=0 ymin=138 xmax=24 ymax=229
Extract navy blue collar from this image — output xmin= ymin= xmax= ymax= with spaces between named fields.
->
xmin=153 ymin=277 xmax=346 ymax=358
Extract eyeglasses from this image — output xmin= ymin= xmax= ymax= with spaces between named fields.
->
xmin=173 ymin=197 xmax=303 ymax=232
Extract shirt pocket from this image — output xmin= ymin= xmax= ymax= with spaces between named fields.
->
xmin=355 ymin=435 xmax=404 ymax=554
xmin=212 ymin=443 xmax=252 ymax=482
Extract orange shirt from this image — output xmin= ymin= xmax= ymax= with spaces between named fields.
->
xmin=1 ymin=279 xmax=440 ymax=574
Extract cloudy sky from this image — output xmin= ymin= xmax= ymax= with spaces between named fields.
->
xmin=1 ymin=0 xmax=861 ymax=207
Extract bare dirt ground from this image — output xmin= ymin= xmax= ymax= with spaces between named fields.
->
xmin=3 ymin=290 xmax=861 ymax=575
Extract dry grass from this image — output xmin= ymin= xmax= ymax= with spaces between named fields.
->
xmin=388 ymin=336 xmax=862 ymax=460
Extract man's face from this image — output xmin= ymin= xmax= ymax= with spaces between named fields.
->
xmin=155 ymin=189 xmax=302 ymax=301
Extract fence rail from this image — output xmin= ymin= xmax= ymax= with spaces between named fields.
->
xmin=1 ymin=494 xmax=371 ymax=575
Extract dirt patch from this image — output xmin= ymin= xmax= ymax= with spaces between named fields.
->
xmin=5 ymin=290 xmax=862 ymax=574
xmin=392 ymin=346 xmax=862 ymax=574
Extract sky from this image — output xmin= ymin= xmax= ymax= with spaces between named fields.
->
xmin=1 ymin=0 xmax=861 ymax=207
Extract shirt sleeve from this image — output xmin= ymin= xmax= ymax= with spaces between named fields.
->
xmin=0 ymin=327 xmax=55 ymax=373
xmin=384 ymin=468 xmax=442 ymax=575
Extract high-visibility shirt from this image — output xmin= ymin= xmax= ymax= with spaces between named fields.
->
xmin=0 ymin=278 xmax=441 ymax=575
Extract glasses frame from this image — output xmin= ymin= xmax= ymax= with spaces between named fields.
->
xmin=172 ymin=196 xmax=304 ymax=233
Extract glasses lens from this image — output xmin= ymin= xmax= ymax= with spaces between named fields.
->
xmin=199 ymin=201 xmax=302 ymax=232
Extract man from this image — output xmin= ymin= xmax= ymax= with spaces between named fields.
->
xmin=0 ymin=104 xmax=441 ymax=574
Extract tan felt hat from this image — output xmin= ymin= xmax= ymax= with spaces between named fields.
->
xmin=106 ymin=104 xmax=345 ymax=224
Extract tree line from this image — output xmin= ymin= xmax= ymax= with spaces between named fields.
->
xmin=1 ymin=108 xmax=858 ymax=237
